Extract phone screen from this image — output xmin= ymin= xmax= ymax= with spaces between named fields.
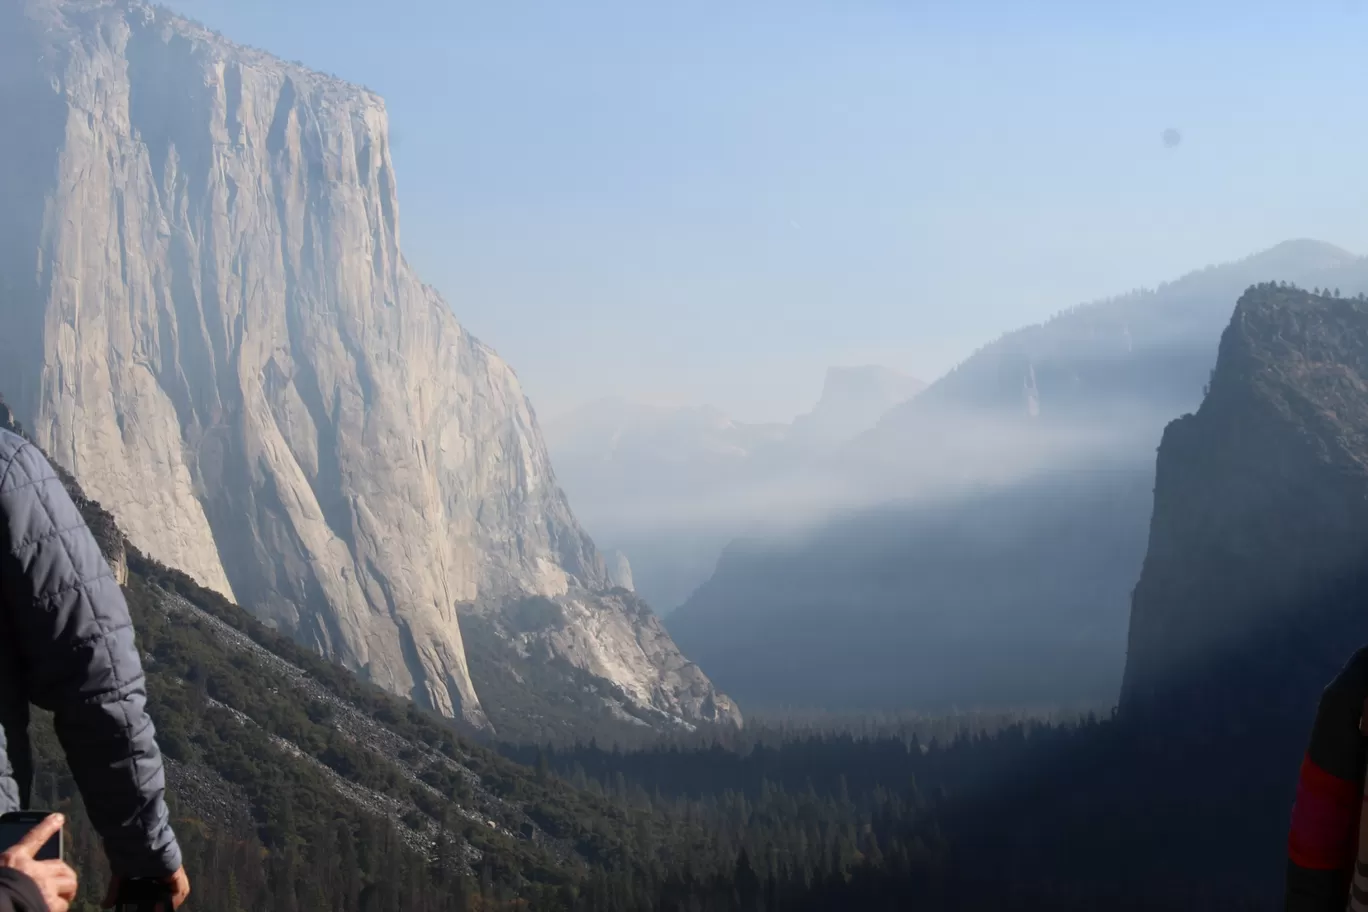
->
xmin=0 ymin=819 xmax=61 ymax=861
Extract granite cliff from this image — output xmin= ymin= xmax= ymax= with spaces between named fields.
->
xmin=0 ymin=0 xmax=737 ymax=733
xmin=1121 ymin=285 xmax=1368 ymax=730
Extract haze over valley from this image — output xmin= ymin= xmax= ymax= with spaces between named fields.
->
xmin=542 ymin=364 xmax=926 ymax=613
xmin=4 ymin=1 xmax=1368 ymax=909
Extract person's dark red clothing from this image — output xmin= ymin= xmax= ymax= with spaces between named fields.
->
xmin=1286 ymin=646 xmax=1368 ymax=911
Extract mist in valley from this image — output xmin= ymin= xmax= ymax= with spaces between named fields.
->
xmin=549 ymin=240 xmax=1368 ymax=717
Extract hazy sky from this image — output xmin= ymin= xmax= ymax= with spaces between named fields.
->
xmin=166 ymin=0 xmax=1368 ymax=422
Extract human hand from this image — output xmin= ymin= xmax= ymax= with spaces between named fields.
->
xmin=0 ymin=814 xmax=77 ymax=912
xmin=163 ymin=867 xmax=190 ymax=909
xmin=101 ymin=866 xmax=191 ymax=911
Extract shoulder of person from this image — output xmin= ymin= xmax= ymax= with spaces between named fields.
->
xmin=0 ymin=432 xmax=51 ymax=493
xmin=0 ymin=429 xmax=27 ymax=465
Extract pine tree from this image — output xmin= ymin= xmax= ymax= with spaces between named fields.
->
xmin=225 ymin=871 xmax=244 ymax=912
xmin=735 ymin=849 xmax=761 ymax=910
xmin=534 ymin=744 xmax=553 ymax=781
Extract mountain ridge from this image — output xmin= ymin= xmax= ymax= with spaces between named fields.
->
xmin=859 ymin=239 xmax=1361 ymax=460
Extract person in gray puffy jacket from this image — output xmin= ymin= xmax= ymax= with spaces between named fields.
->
xmin=0 ymin=430 xmax=189 ymax=909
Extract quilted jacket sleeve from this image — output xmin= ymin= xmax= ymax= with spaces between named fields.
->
xmin=0 ymin=442 xmax=181 ymax=878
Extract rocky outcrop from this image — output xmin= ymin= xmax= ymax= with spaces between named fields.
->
xmin=1120 ymin=286 xmax=1368 ymax=730
xmin=461 ymin=590 xmax=741 ymax=740
xmin=0 ymin=0 xmax=736 ymax=732
xmin=606 ymin=551 xmax=635 ymax=592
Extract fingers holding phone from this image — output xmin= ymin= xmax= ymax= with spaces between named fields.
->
xmin=0 ymin=813 xmax=77 ymax=912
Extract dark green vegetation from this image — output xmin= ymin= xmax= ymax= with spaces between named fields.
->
xmin=36 ymin=576 xmax=1297 ymax=912
xmin=39 ymin=554 xmax=1184 ymax=912
xmin=33 ymin=535 xmax=694 ymax=911
xmin=504 ymin=716 xmax=1282 ymax=911
xmin=37 ymin=538 xmax=1288 ymax=911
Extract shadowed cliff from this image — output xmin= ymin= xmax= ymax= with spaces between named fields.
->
xmin=1122 ymin=285 xmax=1368 ymax=734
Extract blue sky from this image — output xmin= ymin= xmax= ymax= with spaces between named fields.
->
xmin=167 ymin=0 xmax=1368 ymax=421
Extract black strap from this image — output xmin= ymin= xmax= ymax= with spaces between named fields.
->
xmin=113 ymin=879 xmax=173 ymax=912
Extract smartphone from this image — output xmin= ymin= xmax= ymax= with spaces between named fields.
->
xmin=0 ymin=811 xmax=62 ymax=861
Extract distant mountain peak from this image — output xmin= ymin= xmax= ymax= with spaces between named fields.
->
xmin=790 ymin=364 xmax=926 ymax=445
xmin=1247 ymin=237 xmax=1356 ymax=264
xmin=816 ymin=363 xmax=924 ymax=397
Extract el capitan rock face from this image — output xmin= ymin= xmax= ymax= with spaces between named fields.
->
xmin=1121 ymin=286 xmax=1368 ymax=729
xmin=0 ymin=0 xmax=736 ymax=733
